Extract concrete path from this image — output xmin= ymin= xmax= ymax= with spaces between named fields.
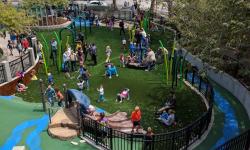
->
xmin=0 ymin=33 xmax=20 ymax=62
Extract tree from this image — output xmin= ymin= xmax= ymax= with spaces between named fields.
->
xmin=0 ymin=2 xmax=34 ymax=32
xmin=112 ymin=0 xmax=118 ymax=10
xmin=22 ymin=0 xmax=69 ymax=26
xmin=169 ymin=0 xmax=250 ymax=84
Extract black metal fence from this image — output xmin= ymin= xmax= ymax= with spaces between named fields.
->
xmin=215 ymin=129 xmax=250 ymax=150
xmin=80 ymin=65 xmax=214 ymax=150
xmin=0 ymin=64 xmax=6 ymax=84
xmin=9 ymin=51 xmax=32 ymax=78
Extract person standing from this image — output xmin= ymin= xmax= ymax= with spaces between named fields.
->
xmin=144 ymin=127 xmax=154 ymax=150
xmin=105 ymin=46 xmax=112 ymax=63
xmin=145 ymin=48 xmax=156 ymax=71
xmin=131 ymin=106 xmax=141 ymax=133
xmin=55 ymin=87 xmax=64 ymax=107
xmin=7 ymin=40 xmax=13 ymax=56
xmin=16 ymin=41 xmax=23 ymax=56
xmin=44 ymin=85 xmax=56 ymax=106
xmin=21 ymin=38 xmax=29 ymax=53
xmin=119 ymin=20 xmax=125 ymax=36
xmin=70 ymin=51 xmax=77 ymax=71
xmin=97 ymin=84 xmax=105 ymax=102
xmin=50 ymin=39 xmax=57 ymax=65
xmin=91 ymin=43 xmax=97 ymax=65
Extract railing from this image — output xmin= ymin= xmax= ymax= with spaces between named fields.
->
xmin=215 ymin=129 xmax=250 ymax=150
xmin=9 ymin=51 xmax=32 ymax=78
xmin=80 ymin=63 xmax=214 ymax=150
xmin=0 ymin=64 xmax=6 ymax=84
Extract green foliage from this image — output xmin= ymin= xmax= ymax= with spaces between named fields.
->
xmin=0 ymin=2 xmax=34 ymax=32
xmin=22 ymin=0 xmax=69 ymax=9
xmin=170 ymin=0 xmax=249 ymax=65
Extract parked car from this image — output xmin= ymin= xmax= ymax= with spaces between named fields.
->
xmin=85 ymin=1 xmax=109 ymax=10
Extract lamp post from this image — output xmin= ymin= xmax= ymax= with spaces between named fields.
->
xmin=39 ymin=79 xmax=46 ymax=112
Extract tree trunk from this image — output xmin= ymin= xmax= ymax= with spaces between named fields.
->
xmin=166 ymin=0 xmax=173 ymax=18
xmin=113 ymin=0 xmax=118 ymax=10
xmin=150 ymin=0 xmax=156 ymax=15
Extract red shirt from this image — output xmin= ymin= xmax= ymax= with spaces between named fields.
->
xmin=56 ymin=91 xmax=64 ymax=100
xmin=131 ymin=110 xmax=141 ymax=121
xmin=21 ymin=39 xmax=29 ymax=48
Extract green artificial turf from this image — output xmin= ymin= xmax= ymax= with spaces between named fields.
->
xmin=16 ymin=27 xmax=206 ymax=133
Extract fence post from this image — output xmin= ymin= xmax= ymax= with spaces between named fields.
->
xmin=109 ymin=128 xmax=113 ymax=150
xmin=63 ymin=84 xmax=68 ymax=108
xmin=20 ymin=55 xmax=25 ymax=72
xmin=31 ymin=37 xmax=38 ymax=59
xmin=1 ymin=61 xmax=12 ymax=82
xmin=191 ymin=69 xmax=195 ymax=85
xmin=199 ymin=77 xmax=202 ymax=92
xmin=245 ymin=130 xmax=250 ymax=150
xmin=39 ymin=79 xmax=46 ymax=112
xmin=95 ymin=121 xmax=98 ymax=145
xmin=76 ymin=102 xmax=82 ymax=135
xmin=28 ymin=48 xmax=36 ymax=65
xmin=185 ymin=127 xmax=191 ymax=149
xmin=130 ymin=133 xmax=133 ymax=150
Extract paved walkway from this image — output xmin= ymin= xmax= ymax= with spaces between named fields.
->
xmin=0 ymin=33 xmax=20 ymax=62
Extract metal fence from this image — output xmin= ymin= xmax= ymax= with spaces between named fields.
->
xmin=80 ymin=64 xmax=214 ymax=150
xmin=0 ymin=64 xmax=6 ymax=84
xmin=215 ymin=129 xmax=250 ymax=150
xmin=9 ymin=51 xmax=32 ymax=78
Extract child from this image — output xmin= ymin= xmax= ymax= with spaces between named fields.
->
xmin=120 ymin=53 xmax=125 ymax=68
xmin=55 ymin=87 xmax=64 ymax=107
xmin=129 ymin=42 xmax=136 ymax=56
xmin=97 ymin=84 xmax=105 ymax=102
xmin=116 ymin=88 xmax=130 ymax=103
xmin=131 ymin=106 xmax=141 ymax=133
xmin=48 ymin=73 xmax=54 ymax=85
xmin=7 ymin=40 xmax=13 ymax=56
xmin=105 ymin=46 xmax=112 ymax=63
xmin=16 ymin=80 xmax=28 ymax=92
xmin=77 ymin=79 xmax=85 ymax=91
xmin=122 ymin=38 xmax=126 ymax=52
xmin=30 ymin=69 xmax=38 ymax=80
xmin=44 ymin=85 xmax=56 ymax=106
xmin=105 ymin=63 xmax=118 ymax=79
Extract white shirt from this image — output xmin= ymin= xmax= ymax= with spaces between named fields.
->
xmin=146 ymin=50 xmax=156 ymax=62
xmin=77 ymin=81 xmax=85 ymax=89
xmin=98 ymin=87 xmax=104 ymax=95
xmin=122 ymin=39 xmax=126 ymax=45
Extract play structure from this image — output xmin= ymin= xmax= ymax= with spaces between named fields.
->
xmin=48 ymin=89 xmax=140 ymax=140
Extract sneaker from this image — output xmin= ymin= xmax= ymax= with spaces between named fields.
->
xmin=109 ymin=76 xmax=112 ymax=79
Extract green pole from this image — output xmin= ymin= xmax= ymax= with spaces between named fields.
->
xmin=159 ymin=40 xmax=168 ymax=84
xmin=169 ymin=41 xmax=176 ymax=82
xmin=53 ymin=31 xmax=62 ymax=71
xmin=40 ymin=33 xmax=49 ymax=74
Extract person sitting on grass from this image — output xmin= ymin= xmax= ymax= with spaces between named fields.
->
xmin=55 ymin=87 xmax=64 ymax=107
xmin=44 ymin=85 xmax=56 ymax=106
xmin=157 ymin=91 xmax=176 ymax=114
xmin=131 ymin=106 xmax=141 ymax=133
xmin=16 ymin=80 xmax=28 ymax=92
xmin=116 ymin=88 xmax=130 ymax=103
xmin=158 ymin=109 xmax=176 ymax=126
xmin=97 ymin=84 xmax=105 ymax=102
xmin=104 ymin=63 xmax=119 ymax=79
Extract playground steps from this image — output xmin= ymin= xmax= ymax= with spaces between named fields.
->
xmin=48 ymin=108 xmax=80 ymax=140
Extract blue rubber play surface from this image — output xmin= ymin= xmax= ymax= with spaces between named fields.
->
xmin=0 ymin=96 xmax=14 ymax=101
xmin=0 ymin=115 xmax=49 ymax=150
xmin=187 ymin=73 xmax=239 ymax=149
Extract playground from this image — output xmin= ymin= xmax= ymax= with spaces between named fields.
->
xmin=0 ymin=2 xmax=250 ymax=150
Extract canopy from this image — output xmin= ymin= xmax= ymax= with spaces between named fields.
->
xmin=67 ymin=89 xmax=90 ymax=110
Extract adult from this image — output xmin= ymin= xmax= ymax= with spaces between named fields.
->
xmin=144 ymin=127 xmax=154 ymax=150
xmin=70 ymin=51 xmax=77 ymax=71
xmin=63 ymin=49 xmax=70 ymax=72
xmin=91 ymin=43 xmax=97 ymax=65
xmin=50 ymin=39 xmax=58 ymax=65
xmin=37 ymin=41 xmax=43 ymax=59
xmin=21 ymin=38 xmax=29 ymax=53
xmin=131 ymin=106 xmax=141 ymax=133
xmin=10 ymin=31 xmax=17 ymax=47
xmin=7 ymin=40 xmax=13 ymax=56
xmin=44 ymin=85 xmax=56 ymax=106
xmin=16 ymin=41 xmax=23 ymax=56
xmin=119 ymin=20 xmax=125 ymax=36
xmin=83 ymin=42 xmax=88 ymax=62
xmin=145 ymin=48 xmax=156 ymax=71
xmin=158 ymin=109 xmax=176 ymax=126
